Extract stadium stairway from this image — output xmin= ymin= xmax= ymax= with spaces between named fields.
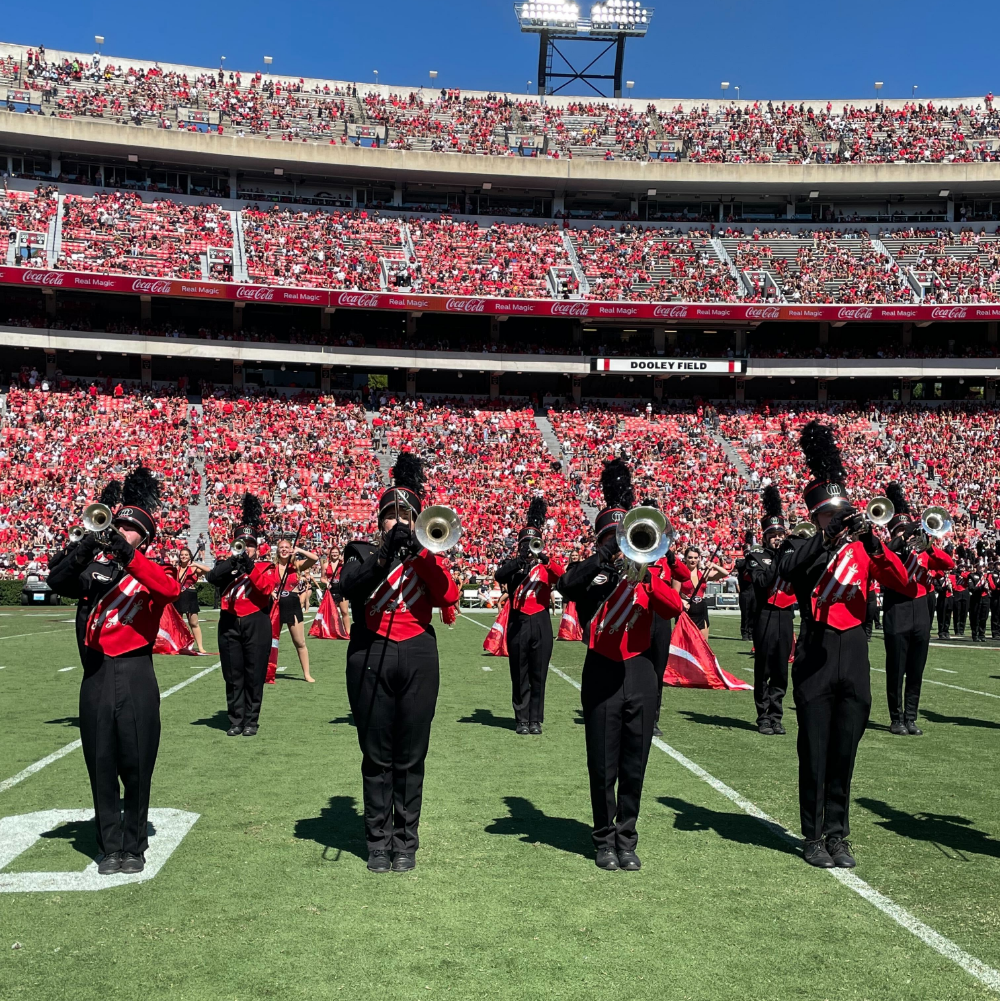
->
xmin=364 ymin=410 xmax=395 ymax=486
xmin=709 ymin=427 xmax=753 ymax=485
xmin=186 ymin=401 xmax=214 ymax=564
xmin=534 ymin=413 xmax=600 ymax=522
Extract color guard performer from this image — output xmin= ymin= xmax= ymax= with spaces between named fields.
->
xmin=559 ymin=460 xmax=683 ymax=872
xmin=341 ymin=454 xmax=459 ymax=874
xmin=173 ymin=546 xmax=212 ymax=655
xmin=206 ymin=494 xmax=281 ymax=737
xmin=778 ymin=422 xmax=908 ymax=870
xmin=274 ymin=535 xmax=319 ymax=683
xmin=48 ymin=467 xmax=181 ymax=875
xmin=494 ymin=497 xmax=565 ymax=735
xmin=745 ymin=486 xmax=795 ymax=736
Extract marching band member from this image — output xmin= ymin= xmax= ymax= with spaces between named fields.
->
xmin=494 ymin=497 xmax=565 ymax=735
xmin=47 ymin=466 xmax=181 ymax=876
xmin=559 ymin=460 xmax=683 ymax=872
xmin=745 ymin=486 xmax=795 ymax=737
xmin=778 ymin=422 xmax=908 ymax=870
xmin=274 ymin=535 xmax=319 ymax=683
xmin=881 ymin=483 xmax=954 ymax=734
xmin=206 ymin=494 xmax=281 ymax=737
xmin=341 ymin=454 xmax=459 ymax=874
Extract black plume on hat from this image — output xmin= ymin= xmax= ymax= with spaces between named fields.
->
xmin=600 ymin=458 xmax=634 ymax=511
xmin=761 ymin=485 xmax=783 ymax=519
xmin=391 ymin=452 xmax=425 ymax=498
xmin=884 ymin=482 xmax=911 ymax=517
xmin=527 ymin=497 xmax=547 ymax=529
xmin=799 ymin=421 xmax=846 ymax=484
xmin=98 ymin=480 xmax=123 ymax=508
xmin=640 ymin=496 xmax=659 ymax=510
xmin=121 ymin=466 xmax=161 ymax=512
xmin=240 ymin=492 xmax=264 ymax=531
xmin=743 ymin=529 xmax=755 ymax=545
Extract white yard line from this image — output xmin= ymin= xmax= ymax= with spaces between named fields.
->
xmin=0 ymin=628 xmax=75 ymax=643
xmin=0 ymin=662 xmax=220 ymax=795
xmin=932 ymin=668 xmax=958 ymax=674
xmin=930 ymin=642 xmax=1000 ymax=652
xmin=57 ymin=667 xmax=76 ymax=673
xmin=872 ymin=667 xmax=1000 ymax=701
xmin=549 ymin=663 xmax=1000 ymax=993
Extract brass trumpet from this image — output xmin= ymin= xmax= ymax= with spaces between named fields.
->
xmin=616 ymin=506 xmax=671 ymax=582
xmin=864 ymin=496 xmax=896 ymax=527
xmin=68 ymin=525 xmax=86 ymax=544
xmin=82 ymin=502 xmax=114 ymax=535
xmin=788 ymin=521 xmax=817 ymax=539
xmin=526 ymin=537 xmax=545 ymax=557
xmin=414 ymin=505 xmax=462 ymax=554
xmin=914 ymin=505 xmax=952 ymax=551
xmin=231 ymin=540 xmax=248 ymax=557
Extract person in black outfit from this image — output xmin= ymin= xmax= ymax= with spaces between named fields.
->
xmin=990 ymin=558 xmax=1000 ymax=639
xmin=745 ymin=485 xmax=795 ymax=737
xmin=935 ymin=574 xmax=953 ymax=640
xmin=340 ymin=454 xmax=459 ymax=874
xmin=735 ymin=532 xmax=757 ymax=641
xmin=951 ymin=556 xmax=970 ymax=637
xmin=968 ymin=561 xmax=990 ymax=643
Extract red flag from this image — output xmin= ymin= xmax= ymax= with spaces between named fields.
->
xmin=664 ymin=613 xmax=751 ymax=690
xmin=483 ymin=602 xmax=509 ymax=657
xmin=440 ymin=603 xmax=457 ymax=627
xmin=557 ymin=601 xmax=583 ymax=641
xmin=153 ymin=602 xmax=198 ymax=656
xmin=309 ymin=590 xmax=349 ymax=639
xmin=265 ymin=603 xmax=281 ymax=684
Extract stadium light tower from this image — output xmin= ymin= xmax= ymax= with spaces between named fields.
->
xmin=514 ymin=1 xmax=654 ymax=98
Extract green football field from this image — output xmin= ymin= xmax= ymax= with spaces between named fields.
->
xmin=1 ymin=606 xmax=1000 ymax=1001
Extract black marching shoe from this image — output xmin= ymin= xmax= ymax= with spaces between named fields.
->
xmin=757 ymin=721 xmax=775 ymax=736
xmin=618 ymin=850 xmax=641 ymax=871
xmin=226 ymin=725 xmax=243 ymax=737
xmin=97 ymin=851 xmax=123 ymax=875
xmin=824 ymin=837 xmax=857 ymax=868
xmin=652 ymin=723 xmax=663 ymax=738
xmin=595 ymin=848 xmax=620 ymax=871
xmin=367 ymin=850 xmax=391 ymax=873
xmin=802 ymin=838 xmax=835 ymax=868
xmin=391 ymin=852 xmax=416 ymax=872
xmin=515 ymin=723 xmax=530 ymax=735
xmin=905 ymin=721 xmax=923 ymax=735
xmin=528 ymin=722 xmax=542 ymax=735
xmin=771 ymin=720 xmax=786 ymax=735
xmin=242 ymin=725 xmax=258 ymax=737
xmin=889 ymin=721 xmax=909 ymax=735
xmin=119 ymin=852 xmax=145 ymax=874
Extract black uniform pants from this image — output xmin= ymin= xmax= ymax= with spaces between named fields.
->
xmin=346 ymin=627 xmax=440 ymax=853
xmin=581 ymin=650 xmax=657 ymax=853
xmin=792 ymin=624 xmax=871 ymax=842
xmin=649 ymin=613 xmax=673 ymax=725
xmin=218 ymin=610 xmax=272 ymax=729
xmin=507 ymin=609 xmax=553 ymax=724
xmin=752 ymin=606 xmax=793 ymax=724
xmin=79 ymin=649 xmax=161 ymax=856
xmin=883 ymin=599 xmax=931 ymax=724
xmin=952 ymin=593 xmax=969 ymax=635
xmin=936 ymin=594 xmax=953 ymax=638
xmin=970 ymin=594 xmax=989 ymax=640
xmin=992 ymin=593 xmax=1000 ymax=638
xmin=738 ymin=590 xmax=756 ymax=640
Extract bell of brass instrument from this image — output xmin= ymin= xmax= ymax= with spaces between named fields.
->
xmin=526 ymin=537 xmax=545 ymax=557
xmin=80 ymin=502 xmax=115 ymax=542
xmin=414 ymin=505 xmax=462 ymax=554
xmin=865 ymin=496 xmax=895 ymax=527
xmin=921 ymin=506 xmax=952 ymax=539
xmin=231 ymin=539 xmax=248 ymax=557
xmin=617 ymin=506 xmax=670 ymax=581
xmin=68 ymin=525 xmax=86 ymax=543
xmin=788 ymin=521 xmax=818 ymax=539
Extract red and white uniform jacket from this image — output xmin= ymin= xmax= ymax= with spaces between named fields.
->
xmin=949 ymin=571 xmax=969 ymax=594
xmin=511 ymin=560 xmax=565 ymax=615
xmin=363 ymin=550 xmax=460 ymax=641
xmin=885 ymin=545 xmax=955 ymax=600
xmin=585 ymin=572 xmax=684 ymax=662
xmin=84 ymin=551 xmax=181 ymax=656
xmin=220 ymin=562 xmax=281 ymax=616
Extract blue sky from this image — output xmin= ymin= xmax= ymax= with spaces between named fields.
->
xmin=2 ymin=0 xmax=995 ymax=103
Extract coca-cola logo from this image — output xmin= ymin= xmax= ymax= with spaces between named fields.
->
xmin=236 ymin=286 xmax=275 ymax=301
xmin=131 ymin=279 xmax=173 ymax=294
xmin=930 ymin=306 xmax=967 ymax=320
xmin=652 ymin=305 xmax=689 ymax=319
xmin=835 ymin=307 xmax=874 ymax=320
xmin=335 ymin=292 xmax=381 ymax=308
xmin=549 ymin=301 xmax=590 ymax=317
xmin=445 ymin=298 xmax=487 ymax=313
xmin=20 ymin=271 xmax=65 ymax=287
xmin=745 ymin=307 xmax=781 ymax=320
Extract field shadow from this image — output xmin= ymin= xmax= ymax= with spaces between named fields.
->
xmin=190 ymin=710 xmax=231 ymax=732
xmin=457 ymin=708 xmax=517 ymax=731
xmin=44 ymin=716 xmax=80 ymax=729
xmin=865 ymin=721 xmax=894 ymax=733
xmin=658 ymin=797 xmax=797 ymax=857
xmin=857 ymin=798 xmax=1000 ymax=860
xmin=574 ymin=709 xmax=585 ymax=725
xmin=329 ymin=714 xmax=356 ymax=727
xmin=293 ymin=795 xmax=368 ymax=862
xmin=920 ymin=709 xmax=1000 ymax=730
xmin=484 ymin=796 xmax=592 ymax=858
xmin=38 ymin=819 xmax=101 ymax=860
xmin=275 ymin=675 xmax=308 ymax=682
xmin=676 ymin=710 xmax=757 ymax=732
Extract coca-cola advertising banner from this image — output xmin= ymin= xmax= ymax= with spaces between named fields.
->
xmin=592 ymin=358 xmax=746 ymax=374
xmin=3 ymin=266 xmax=1000 ymax=324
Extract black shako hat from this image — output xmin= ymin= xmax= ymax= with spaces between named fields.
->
xmin=379 ymin=452 xmax=425 ymax=520
xmin=800 ymin=420 xmax=851 ymax=516
xmin=596 ymin=458 xmax=633 ymax=541
xmin=518 ymin=497 xmax=547 ymax=543
xmin=114 ymin=466 xmax=160 ymax=544
xmin=760 ymin=484 xmax=786 ymax=537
